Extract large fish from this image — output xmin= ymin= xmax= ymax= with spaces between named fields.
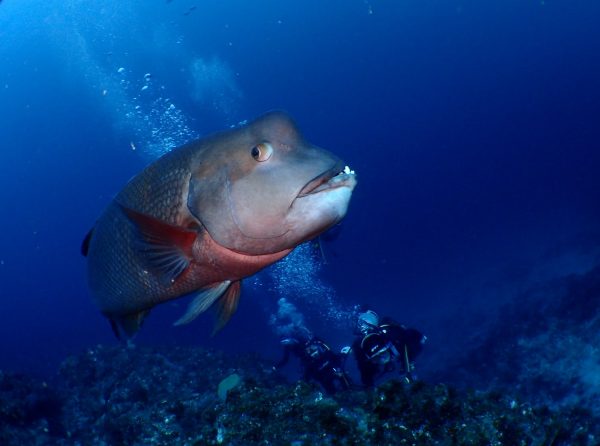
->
xmin=82 ymin=111 xmax=357 ymax=338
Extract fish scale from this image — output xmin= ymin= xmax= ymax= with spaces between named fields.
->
xmin=117 ymin=145 xmax=196 ymax=225
xmin=83 ymin=111 xmax=356 ymax=337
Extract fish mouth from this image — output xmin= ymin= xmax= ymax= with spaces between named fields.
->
xmin=297 ymin=163 xmax=357 ymax=198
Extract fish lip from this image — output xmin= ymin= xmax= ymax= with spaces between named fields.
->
xmin=297 ymin=162 xmax=344 ymax=197
xmin=297 ymin=161 xmax=356 ymax=197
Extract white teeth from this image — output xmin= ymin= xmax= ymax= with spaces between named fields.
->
xmin=343 ymin=165 xmax=356 ymax=175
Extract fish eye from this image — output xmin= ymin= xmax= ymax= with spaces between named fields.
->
xmin=251 ymin=143 xmax=273 ymax=162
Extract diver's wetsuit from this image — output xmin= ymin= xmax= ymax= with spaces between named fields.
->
xmin=276 ymin=337 xmax=350 ymax=394
xmin=353 ymin=318 xmax=425 ymax=387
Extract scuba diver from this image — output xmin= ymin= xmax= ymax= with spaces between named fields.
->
xmin=343 ymin=309 xmax=426 ymax=388
xmin=273 ymin=328 xmax=351 ymax=394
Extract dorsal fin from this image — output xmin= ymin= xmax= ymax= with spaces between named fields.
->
xmin=81 ymin=228 xmax=94 ymax=257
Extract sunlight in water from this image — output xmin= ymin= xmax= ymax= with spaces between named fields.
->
xmin=190 ymin=57 xmax=243 ymax=120
xmin=43 ymin=1 xmax=245 ymax=160
xmin=117 ymin=68 xmax=198 ymax=159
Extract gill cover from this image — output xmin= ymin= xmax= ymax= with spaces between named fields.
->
xmin=188 ymin=112 xmax=340 ymax=255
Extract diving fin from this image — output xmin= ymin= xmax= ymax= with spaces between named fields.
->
xmin=173 ymin=281 xmax=232 ymax=326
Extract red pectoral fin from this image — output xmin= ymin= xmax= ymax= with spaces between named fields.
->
xmin=120 ymin=204 xmax=197 ymax=284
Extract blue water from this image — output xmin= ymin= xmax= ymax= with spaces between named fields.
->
xmin=1 ymin=0 xmax=599 ymax=383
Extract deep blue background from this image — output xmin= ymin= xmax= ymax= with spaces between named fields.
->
xmin=1 ymin=0 xmax=599 ymax=379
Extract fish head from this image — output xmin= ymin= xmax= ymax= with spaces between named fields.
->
xmin=188 ymin=111 xmax=357 ymax=254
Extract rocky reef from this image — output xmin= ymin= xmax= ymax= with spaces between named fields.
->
xmin=1 ymin=344 xmax=599 ymax=445
xmin=440 ymin=265 xmax=600 ymax=416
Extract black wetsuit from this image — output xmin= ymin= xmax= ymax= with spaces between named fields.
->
xmin=276 ymin=337 xmax=350 ymax=394
xmin=353 ymin=319 xmax=425 ymax=387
